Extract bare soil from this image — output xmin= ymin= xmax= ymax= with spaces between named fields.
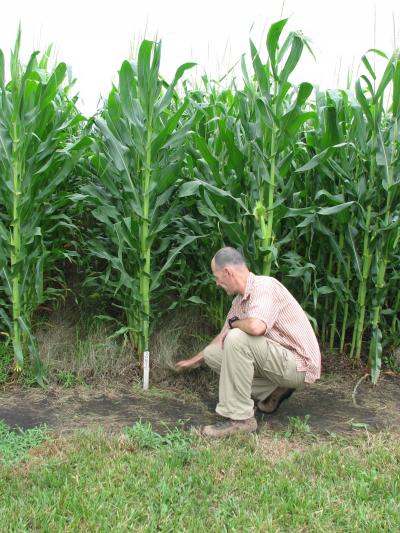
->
xmin=1 ymin=357 xmax=399 ymax=436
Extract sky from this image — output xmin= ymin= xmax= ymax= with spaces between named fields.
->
xmin=1 ymin=0 xmax=399 ymax=115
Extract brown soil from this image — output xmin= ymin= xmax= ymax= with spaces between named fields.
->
xmin=1 ymin=358 xmax=399 ymax=436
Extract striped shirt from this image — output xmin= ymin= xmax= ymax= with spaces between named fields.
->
xmin=226 ymin=273 xmax=321 ymax=384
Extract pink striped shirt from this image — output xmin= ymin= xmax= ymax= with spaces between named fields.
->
xmin=226 ymin=273 xmax=321 ymax=384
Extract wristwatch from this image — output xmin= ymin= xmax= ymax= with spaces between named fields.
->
xmin=228 ymin=316 xmax=239 ymax=329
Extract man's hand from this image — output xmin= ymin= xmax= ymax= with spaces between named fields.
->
xmin=175 ymin=352 xmax=204 ymax=370
xmin=175 ymin=358 xmax=198 ymax=369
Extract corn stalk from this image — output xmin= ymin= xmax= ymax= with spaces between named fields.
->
xmin=0 ymin=30 xmax=86 ymax=383
xmin=80 ymin=40 xmax=197 ymax=363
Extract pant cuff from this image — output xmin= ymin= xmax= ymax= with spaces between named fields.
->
xmin=216 ymin=405 xmax=255 ymax=421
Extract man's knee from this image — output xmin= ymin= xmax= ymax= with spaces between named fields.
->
xmin=204 ymin=344 xmax=223 ymax=372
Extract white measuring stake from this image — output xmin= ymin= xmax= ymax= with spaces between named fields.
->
xmin=143 ymin=350 xmax=150 ymax=390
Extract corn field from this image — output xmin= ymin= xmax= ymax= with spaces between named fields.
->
xmin=0 ymin=20 xmax=399 ymax=384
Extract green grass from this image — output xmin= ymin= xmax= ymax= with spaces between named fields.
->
xmin=0 ymin=343 xmax=13 ymax=384
xmin=0 ymin=421 xmax=49 ymax=466
xmin=0 ymin=426 xmax=399 ymax=532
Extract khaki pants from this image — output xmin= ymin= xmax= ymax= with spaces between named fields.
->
xmin=204 ymin=329 xmax=306 ymax=420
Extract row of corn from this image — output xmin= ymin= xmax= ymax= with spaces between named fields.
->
xmin=0 ymin=21 xmax=398 ymax=384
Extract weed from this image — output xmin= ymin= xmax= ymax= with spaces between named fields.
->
xmin=123 ymin=420 xmax=194 ymax=466
xmin=383 ymin=348 xmax=400 ymax=372
xmin=124 ymin=420 xmax=164 ymax=450
xmin=124 ymin=420 xmax=192 ymax=450
xmin=285 ymin=415 xmax=312 ymax=437
xmin=56 ymin=370 xmax=84 ymax=388
xmin=0 ymin=421 xmax=49 ymax=465
xmin=348 ymin=419 xmax=370 ymax=431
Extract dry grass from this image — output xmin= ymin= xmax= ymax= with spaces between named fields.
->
xmin=35 ymin=307 xmax=137 ymax=384
xmin=150 ymin=308 xmax=214 ymax=371
xmin=33 ymin=304 xmax=219 ymax=394
xmin=148 ymin=308 xmax=219 ymax=394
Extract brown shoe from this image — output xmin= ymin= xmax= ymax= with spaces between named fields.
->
xmin=257 ymin=387 xmax=295 ymax=414
xmin=202 ymin=417 xmax=257 ymax=438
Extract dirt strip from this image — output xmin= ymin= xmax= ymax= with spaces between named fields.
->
xmin=1 ymin=370 xmax=399 ymax=436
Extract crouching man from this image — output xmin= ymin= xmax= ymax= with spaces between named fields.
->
xmin=176 ymin=247 xmax=321 ymax=438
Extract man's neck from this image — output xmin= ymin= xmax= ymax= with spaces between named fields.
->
xmin=236 ymin=270 xmax=250 ymax=296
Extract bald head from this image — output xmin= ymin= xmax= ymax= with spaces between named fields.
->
xmin=211 ymin=247 xmax=249 ymax=296
xmin=213 ymin=247 xmax=247 ymax=270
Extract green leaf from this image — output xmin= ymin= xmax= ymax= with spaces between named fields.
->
xmin=187 ymin=296 xmax=206 ymax=305
xmin=355 ymin=79 xmax=374 ymax=127
xmin=296 ymin=146 xmax=333 ymax=172
xmin=193 ymin=134 xmax=220 ymax=180
xmin=151 ymin=98 xmax=189 ymax=154
xmin=296 ymin=82 xmax=314 ymax=106
xmin=267 ymin=19 xmax=288 ymax=79
xmin=0 ymin=49 xmax=4 ymax=89
xmin=374 ymin=59 xmax=394 ymax=103
xmin=41 ymin=62 xmax=67 ymax=108
xmin=119 ymin=60 xmax=137 ymax=123
xmin=279 ymin=33 xmax=303 ymax=86
xmin=156 ymin=61 xmax=196 ymax=114
xmin=250 ymin=40 xmax=270 ymax=97
xmin=369 ymin=328 xmax=382 ymax=384
xmin=179 ymin=179 xmax=249 ymax=213
xmin=96 ymin=118 xmax=129 ymax=173
xmin=17 ymin=317 xmax=47 ymax=386
xmin=393 ymin=56 xmax=400 ymax=117
xmin=151 ymin=235 xmax=203 ymax=291
xmin=318 ymin=202 xmax=354 ymax=216
xmin=361 ymin=54 xmax=376 ymax=80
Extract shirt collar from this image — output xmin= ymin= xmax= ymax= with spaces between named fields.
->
xmin=241 ymin=272 xmax=255 ymax=303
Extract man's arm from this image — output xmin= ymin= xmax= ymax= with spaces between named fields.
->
xmin=229 ymin=317 xmax=266 ymax=336
xmin=176 ymin=316 xmax=266 ymax=369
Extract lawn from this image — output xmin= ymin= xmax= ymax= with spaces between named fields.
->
xmin=1 ymin=422 xmax=399 ymax=532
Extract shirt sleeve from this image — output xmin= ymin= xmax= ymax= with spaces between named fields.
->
xmin=245 ymin=282 xmax=279 ymax=331
xmin=223 ymin=296 xmax=240 ymax=330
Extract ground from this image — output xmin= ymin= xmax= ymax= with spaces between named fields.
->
xmin=1 ymin=354 xmax=399 ymax=436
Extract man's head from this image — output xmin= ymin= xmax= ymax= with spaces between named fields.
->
xmin=211 ymin=247 xmax=249 ymax=295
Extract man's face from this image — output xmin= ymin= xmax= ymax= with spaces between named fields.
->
xmin=211 ymin=260 xmax=236 ymax=295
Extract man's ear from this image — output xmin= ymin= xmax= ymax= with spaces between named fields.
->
xmin=224 ymin=266 xmax=233 ymax=278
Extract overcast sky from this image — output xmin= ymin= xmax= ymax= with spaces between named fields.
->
xmin=1 ymin=0 xmax=399 ymax=115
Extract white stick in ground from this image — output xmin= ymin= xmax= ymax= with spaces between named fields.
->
xmin=143 ymin=351 xmax=150 ymax=390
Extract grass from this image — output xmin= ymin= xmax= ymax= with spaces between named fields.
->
xmin=31 ymin=305 xmax=216 ymax=390
xmin=0 ymin=426 xmax=399 ymax=532
xmin=150 ymin=309 xmax=214 ymax=372
xmin=0 ymin=342 xmax=13 ymax=384
xmin=35 ymin=310 xmax=135 ymax=385
xmin=0 ymin=421 xmax=49 ymax=466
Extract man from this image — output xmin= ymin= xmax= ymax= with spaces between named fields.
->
xmin=176 ymin=247 xmax=321 ymax=438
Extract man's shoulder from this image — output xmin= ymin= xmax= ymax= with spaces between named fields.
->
xmin=251 ymin=275 xmax=290 ymax=297
xmin=252 ymin=274 xmax=279 ymax=287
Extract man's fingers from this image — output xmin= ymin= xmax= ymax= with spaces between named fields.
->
xmin=176 ymin=360 xmax=192 ymax=368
